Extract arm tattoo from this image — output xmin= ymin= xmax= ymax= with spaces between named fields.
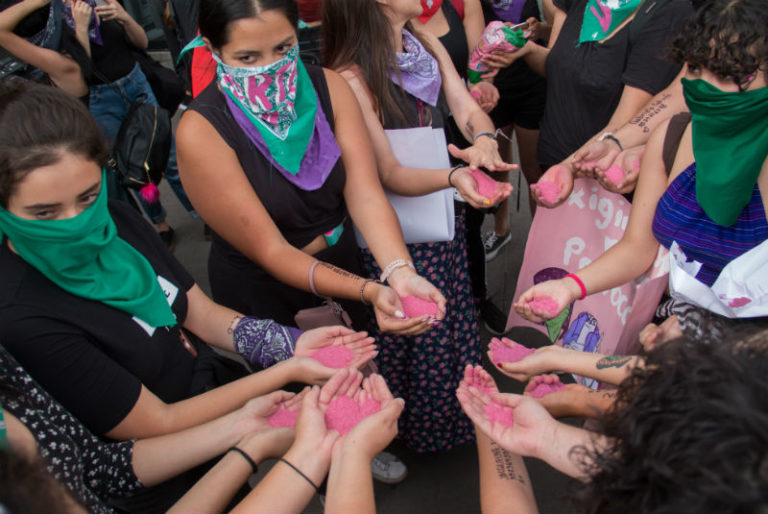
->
xmin=490 ymin=442 xmax=527 ymax=485
xmin=596 ymin=355 xmax=632 ymax=369
xmin=628 ymin=93 xmax=672 ymax=133
xmin=465 ymin=120 xmax=475 ymax=138
xmin=319 ymin=262 xmax=360 ymax=281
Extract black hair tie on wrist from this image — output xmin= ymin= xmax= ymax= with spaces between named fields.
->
xmin=228 ymin=447 xmax=258 ymax=474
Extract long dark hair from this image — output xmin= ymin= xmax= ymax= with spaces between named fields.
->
xmin=322 ymin=0 xmax=436 ymax=125
xmin=0 ymin=80 xmax=108 ymax=207
xmin=669 ymin=0 xmax=768 ymax=90
xmin=198 ymin=0 xmax=299 ymax=49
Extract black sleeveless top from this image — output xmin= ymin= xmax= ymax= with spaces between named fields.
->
xmin=438 ymin=0 xmax=469 ymax=81
xmin=189 ymin=64 xmax=347 ymax=257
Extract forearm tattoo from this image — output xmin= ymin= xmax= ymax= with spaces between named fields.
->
xmin=595 ymin=355 xmax=632 ymax=369
xmin=466 ymin=120 xmax=475 ymax=138
xmin=628 ymin=93 xmax=672 ymax=133
xmin=490 ymin=442 xmax=527 ymax=484
xmin=319 ymin=262 xmax=360 ymax=282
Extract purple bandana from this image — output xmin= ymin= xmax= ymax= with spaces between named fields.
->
xmin=62 ymin=0 xmax=102 ymax=45
xmin=489 ymin=0 xmax=526 ymax=23
xmin=390 ymin=29 xmax=442 ymax=107
xmin=224 ymin=93 xmax=341 ymax=191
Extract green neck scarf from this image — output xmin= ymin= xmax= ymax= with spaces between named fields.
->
xmin=579 ymin=0 xmax=643 ymax=45
xmin=682 ymin=78 xmax=768 ymax=226
xmin=0 ymin=171 xmax=177 ymax=328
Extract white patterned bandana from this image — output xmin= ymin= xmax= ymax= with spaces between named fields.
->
xmin=213 ymin=45 xmax=299 ymax=140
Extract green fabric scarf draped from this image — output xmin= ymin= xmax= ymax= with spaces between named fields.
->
xmin=682 ymin=78 xmax=768 ymax=226
xmin=222 ymin=59 xmax=317 ymax=175
xmin=579 ymin=0 xmax=643 ymax=45
xmin=0 ymin=170 xmax=177 ymax=328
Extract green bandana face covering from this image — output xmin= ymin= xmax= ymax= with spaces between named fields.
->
xmin=578 ymin=0 xmax=643 ymax=45
xmin=682 ymin=78 xmax=768 ymax=226
xmin=0 ymin=170 xmax=177 ymax=328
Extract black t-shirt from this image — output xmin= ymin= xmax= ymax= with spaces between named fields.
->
xmin=0 ymin=201 xmax=212 ymax=435
xmin=90 ymin=20 xmax=139 ymax=83
xmin=536 ymin=0 xmax=692 ymax=166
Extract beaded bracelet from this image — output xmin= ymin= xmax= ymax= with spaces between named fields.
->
xmin=379 ymin=259 xmax=415 ymax=284
xmin=360 ymin=278 xmax=376 ymax=305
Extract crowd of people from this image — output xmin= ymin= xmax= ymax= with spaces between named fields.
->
xmin=0 ymin=0 xmax=766 ymax=512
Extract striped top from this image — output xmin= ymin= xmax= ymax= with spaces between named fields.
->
xmin=652 ymin=162 xmax=768 ymax=287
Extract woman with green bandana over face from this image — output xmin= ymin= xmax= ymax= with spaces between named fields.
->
xmin=0 ymin=81 xmax=380 ymax=512
xmin=512 ymin=0 xmax=768 ymax=342
xmin=176 ymin=0 xmax=448 ymax=341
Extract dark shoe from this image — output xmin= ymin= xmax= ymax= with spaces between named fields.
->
xmin=158 ymin=227 xmax=176 ymax=251
xmin=371 ymin=451 xmax=408 ymax=484
xmin=483 ymin=231 xmax=511 ymax=261
xmin=480 ymin=299 xmax=508 ymax=335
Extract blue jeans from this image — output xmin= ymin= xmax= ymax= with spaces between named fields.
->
xmin=89 ymin=63 xmax=196 ymax=223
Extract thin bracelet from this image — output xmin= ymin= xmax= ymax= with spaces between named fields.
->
xmin=360 ymin=278 xmax=376 ymax=305
xmin=308 ymin=260 xmax=321 ymax=296
xmin=598 ymin=132 xmax=623 ymax=152
xmin=279 ymin=458 xmax=319 ymax=492
xmin=227 ymin=447 xmax=258 ymax=474
xmin=472 ymin=131 xmax=497 ymax=144
xmin=565 ymin=273 xmax=587 ymax=300
xmin=379 ymin=259 xmax=414 ymax=284
xmin=448 ymin=164 xmax=463 ymax=188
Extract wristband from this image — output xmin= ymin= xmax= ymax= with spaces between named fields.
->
xmin=565 ymin=273 xmax=587 ymax=300
xmin=308 ymin=260 xmax=321 ymax=296
xmin=379 ymin=259 xmax=415 ymax=284
xmin=472 ymin=131 xmax=497 ymax=144
xmin=598 ymin=132 xmax=623 ymax=152
xmin=447 ymin=164 xmax=463 ymax=188
xmin=279 ymin=458 xmax=319 ymax=492
xmin=228 ymin=447 xmax=258 ymax=474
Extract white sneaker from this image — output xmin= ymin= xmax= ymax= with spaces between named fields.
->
xmin=371 ymin=451 xmax=408 ymax=484
xmin=483 ymin=231 xmax=511 ymax=261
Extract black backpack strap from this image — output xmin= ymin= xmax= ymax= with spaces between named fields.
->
xmin=661 ymin=112 xmax=692 ymax=176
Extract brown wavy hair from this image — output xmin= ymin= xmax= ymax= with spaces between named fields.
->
xmin=669 ymin=0 xmax=768 ymax=90
xmin=322 ymin=0 xmax=436 ymax=125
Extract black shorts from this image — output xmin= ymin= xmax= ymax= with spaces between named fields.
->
xmin=488 ymin=63 xmax=547 ymax=130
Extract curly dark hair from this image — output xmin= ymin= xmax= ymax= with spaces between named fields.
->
xmin=574 ymin=331 xmax=768 ymax=514
xmin=669 ymin=0 xmax=768 ymax=89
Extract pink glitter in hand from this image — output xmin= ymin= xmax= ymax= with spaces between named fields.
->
xmin=527 ymin=296 xmax=559 ymax=316
xmin=311 ymin=345 xmax=355 ymax=368
xmin=490 ymin=338 xmax=535 ymax=364
xmin=471 ymin=89 xmax=482 ymax=100
xmin=401 ymin=295 xmax=439 ymax=318
xmin=533 ymin=181 xmax=561 ymax=203
xmin=528 ymin=380 xmax=566 ymax=399
xmin=325 ymin=395 xmax=382 ymax=435
xmin=484 ymin=402 xmax=515 ymax=427
xmin=470 ymin=169 xmax=500 ymax=198
xmin=604 ymin=165 xmax=624 ymax=186
xmin=268 ymin=407 xmax=299 ymax=428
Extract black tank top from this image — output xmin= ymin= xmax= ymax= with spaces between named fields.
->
xmin=189 ymin=64 xmax=347 ymax=255
xmin=438 ymin=0 xmax=469 ymax=81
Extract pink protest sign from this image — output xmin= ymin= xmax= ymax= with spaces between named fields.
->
xmin=507 ymin=178 xmax=668 ymax=387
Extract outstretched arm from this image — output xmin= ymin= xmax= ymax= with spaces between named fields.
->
xmin=476 ymin=430 xmax=538 ymax=514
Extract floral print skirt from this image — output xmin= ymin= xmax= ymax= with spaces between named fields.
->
xmin=360 ymin=204 xmax=481 ymax=452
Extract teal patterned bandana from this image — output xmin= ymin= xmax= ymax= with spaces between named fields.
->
xmin=579 ymin=0 xmax=643 ymax=45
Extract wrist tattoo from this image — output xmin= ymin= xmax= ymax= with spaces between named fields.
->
xmin=490 ymin=442 xmax=526 ymax=484
xmin=596 ymin=355 xmax=632 ymax=369
xmin=628 ymin=93 xmax=671 ymax=133
xmin=465 ymin=121 xmax=475 ymax=137
xmin=227 ymin=315 xmax=243 ymax=335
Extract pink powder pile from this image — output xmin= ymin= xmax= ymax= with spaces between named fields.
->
xmin=604 ymin=165 xmax=624 ymax=186
xmin=470 ymin=169 xmax=500 ymax=198
xmin=470 ymin=89 xmax=482 ymax=101
xmin=490 ymin=338 xmax=535 ymax=364
xmin=311 ymin=345 xmax=355 ymax=368
xmin=484 ymin=402 xmax=515 ymax=427
xmin=401 ymin=295 xmax=439 ymax=318
xmin=527 ymin=296 xmax=559 ymax=316
xmin=728 ymin=297 xmax=751 ymax=308
xmin=325 ymin=395 xmax=382 ymax=435
xmin=533 ymin=181 xmax=561 ymax=203
xmin=528 ymin=380 xmax=567 ymax=399
xmin=268 ymin=407 xmax=299 ymax=428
